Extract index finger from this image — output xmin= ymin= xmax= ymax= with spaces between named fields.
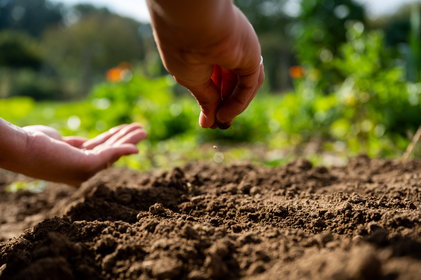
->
xmin=216 ymin=61 xmax=264 ymax=126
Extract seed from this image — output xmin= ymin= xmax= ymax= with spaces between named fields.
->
xmin=213 ymin=145 xmax=218 ymax=149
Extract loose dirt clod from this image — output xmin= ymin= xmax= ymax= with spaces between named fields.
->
xmin=1 ymin=155 xmax=421 ymax=280
xmin=149 ymin=202 xmax=166 ymax=215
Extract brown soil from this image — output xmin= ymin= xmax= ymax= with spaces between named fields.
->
xmin=1 ymin=155 xmax=421 ymax=280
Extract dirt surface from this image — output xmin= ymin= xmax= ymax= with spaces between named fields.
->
xmin=1 ymin=155 xmax=421 ymax=280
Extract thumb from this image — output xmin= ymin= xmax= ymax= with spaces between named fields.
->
xmin=96 ymin=144 xmax=139 ymax=169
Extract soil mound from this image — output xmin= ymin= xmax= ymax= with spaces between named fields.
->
xmin=1 ymin=155 xmax=421 ymax=279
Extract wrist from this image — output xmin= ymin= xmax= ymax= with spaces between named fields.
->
xmin=0 ymin=119 xmax=28 ymax=169
xmin=148 ymin=0 xmax=237 ymax=49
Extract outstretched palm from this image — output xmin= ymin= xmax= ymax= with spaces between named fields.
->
xmin=21 ymin=123 xmax=147 ymax=186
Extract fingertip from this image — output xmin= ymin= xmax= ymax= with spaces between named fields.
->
xmin=216 ymin=120 xmax=232 ymax=130
xmin=143 ymin=132 xmax=148 ymax=140
xmin=98 ymin=144 xmax=139 ymax=169
xmin=117 ymin=144 xmax=139 ymax=155
xmin=199 ymin=112 xmax=206 ymax=128
xmin=128 ymin=144 xmax=139 ymax=154
xmin=139 ymin=129 xmax=148 ymax=140
xmin=210 ymin=123 xmax=218 ymax=129
xmin=215 ymin=116 xmax=234 ymax=130
xmin=199 ymin=111 xmax=213 ymax=128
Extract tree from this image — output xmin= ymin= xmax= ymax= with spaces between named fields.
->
xmin=0 ymin=31 xmax=42 ymax=69
xmin=0 ymin=0 xmax=62 ymax=37
xmin=293 ymin=0 xmax=366 ymax=92
xmin=0 ymin=31 xmax=62 ymax=101
xmin=370 ymin=2 xmax=421 ymax=47
xmin=41 ymin=12 xmax=146 ymax=96
xmin=370 ymin=2 xmax=421 ymax=82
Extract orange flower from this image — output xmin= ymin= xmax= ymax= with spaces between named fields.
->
xmin=106 ymin=67 xmax=123 ymax=82
xmin=106 ymin=62 xmax=133 ymax=82
xmin=289 ymin=66 xmax=305 ymax=79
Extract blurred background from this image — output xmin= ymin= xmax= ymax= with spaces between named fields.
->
xmin=1 ymin=0 xmax=421 ymax=170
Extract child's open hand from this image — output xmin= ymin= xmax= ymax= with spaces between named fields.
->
xmin=0 ymin=122 xmax=147 ymax=186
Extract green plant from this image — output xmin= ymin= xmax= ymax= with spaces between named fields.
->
xmin=279 ymin=23 xmax=421 ymax=157
xmin=6 ymin=181 xmax=47 ymax=193
xmin=333 ymin=25 xmax=420 ymax=156
xmin=293 ymin=0 xmax=366 ymax=92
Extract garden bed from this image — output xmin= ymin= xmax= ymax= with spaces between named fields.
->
xmin=1 ymin=155 xmax=421 ymax=279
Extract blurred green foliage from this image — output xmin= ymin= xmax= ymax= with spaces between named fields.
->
xmin=2 ymin=0 xmax=421 ymax=97
xmin=6 ymin=180 xmax=47 ymax=193
xmin=0 ymin=1 xmax=160 ymax=100
xmin=3 ymin=25 xmax=421 ymax=168
xmin=293 ymin=0 xmax=366 ymax=92
xmin=0 ymin=31 xmax=62 ymax=100
xmin=291 ymin=25 xmax=421 ymax=157
xmin=2 ymin=0 xmax=421 ymax=170
xmin=407 ymin=6 xmax=421 ymax=82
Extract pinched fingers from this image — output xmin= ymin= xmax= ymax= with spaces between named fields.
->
xmin=177 ymin=77 xmax=222 ymax=129
xmin=216 ymin=60 xmax=264 ymax=129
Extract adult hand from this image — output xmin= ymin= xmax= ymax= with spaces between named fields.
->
xmin=147 ymin=0 xmax=265 ymax=129
xmin=1 ymin=123 xmax=147 ymax=186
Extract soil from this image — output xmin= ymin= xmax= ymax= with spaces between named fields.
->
xmin=1 ymin=155 xmax=421 ymax=280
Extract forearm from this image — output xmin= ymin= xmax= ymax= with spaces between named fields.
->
xmin=0 ymin=118 xmax=92 ymax=185
xmin=0 ymin=118 xmax=29 ymax=171
xmin=146 ymin=0 xmax=237 ymax=49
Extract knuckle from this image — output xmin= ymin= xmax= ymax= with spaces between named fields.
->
xmin=237 ymin=81 xmax=254 ymax=92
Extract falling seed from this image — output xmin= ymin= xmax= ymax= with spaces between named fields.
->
xmin=213 ymin=145 xmax=218 ymax=149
